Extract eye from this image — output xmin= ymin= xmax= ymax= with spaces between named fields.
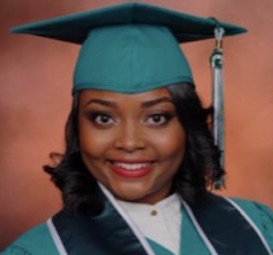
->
xmin=85 ymin=111 xmax=116 ymax=127
xmin=94 ymin=114 xmax=114 ymax=125
xmin=146 ymin=112 xmax=173 ymax=126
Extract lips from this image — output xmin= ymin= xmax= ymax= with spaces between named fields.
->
xmin=109 ymin=160 xmax=155 ymax=178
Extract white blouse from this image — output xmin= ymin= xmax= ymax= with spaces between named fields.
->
xmin=117 ymin=194 xmax=182 ymax=255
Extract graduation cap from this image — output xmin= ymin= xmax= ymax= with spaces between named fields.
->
xmin=11 ymin=2 xmax=246 ymax=93
xmin=11 ymin=2 xmax=247 ymax=184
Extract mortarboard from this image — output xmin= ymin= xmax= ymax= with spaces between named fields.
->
xmin=11 ymin=2 xmax=247 ymax=184
xmin=11 ymin=2 xmax=246 ymax=94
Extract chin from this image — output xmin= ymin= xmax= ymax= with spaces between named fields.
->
xmin=114 ymin=187 xmax=146 ymax=202
xmin=106 ymin=182 xmax=149 ymax=202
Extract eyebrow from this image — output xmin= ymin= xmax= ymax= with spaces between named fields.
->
xmin=85 ymin=97 xmax=173 ymax=108
xmin=141 ymin=97 xmax=173 ymax=108
xmin=85 ymin=99 xmax=118 ymax=108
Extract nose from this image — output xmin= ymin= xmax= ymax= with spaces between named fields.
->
xmin=114 ymin=121 xmax=146 ymax=152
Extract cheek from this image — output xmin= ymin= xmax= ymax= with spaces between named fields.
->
xmin=149 ymin=125 xmax=186 ymax=159
xmin=78 ymin=125 xmax=110 ymax=180
xmin=78 ymin=120 xmax=114 ymax=157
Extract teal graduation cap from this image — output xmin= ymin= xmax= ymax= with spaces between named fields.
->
xmin=11 ymin=2 xmax=246 ymax=94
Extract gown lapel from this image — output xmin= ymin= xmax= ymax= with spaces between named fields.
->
xmin=50 ymin=190 xmax=271 ymax=255
xmin=145 ymin=208 xmax=211 ymax=255
xmin=52 ymin=196 xmax=149 ymax=255
xmin=183 ymin=192 xmax=272 ymax=255
xmin=147 ymin=239 xmax=175 ymax=255
xmin=146 ymin=192 xmax=273 ymax=255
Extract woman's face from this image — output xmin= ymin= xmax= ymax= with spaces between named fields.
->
xmin=78 ymin=87 xmax=186 ymax=204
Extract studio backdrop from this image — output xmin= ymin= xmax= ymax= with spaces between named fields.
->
xmin=0 ymin=0 xmax=273 ymax=249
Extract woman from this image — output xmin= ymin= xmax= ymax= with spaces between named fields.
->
xmin=2 ymin=2 xmax=273 ymax=255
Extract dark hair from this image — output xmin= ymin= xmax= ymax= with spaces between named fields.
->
xmin=44 ymin=83 xmax=224 ymax=215
xmin=167 ymin=84 xmax=223 ymax=202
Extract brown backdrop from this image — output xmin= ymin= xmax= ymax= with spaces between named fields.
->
xmin=1 ymin=0 xmax=273 ymax=249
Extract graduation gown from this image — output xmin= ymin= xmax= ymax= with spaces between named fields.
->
xmin=1 ymin=191 xmax=273 ymax=255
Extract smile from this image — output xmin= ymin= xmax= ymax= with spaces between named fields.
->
xmin=112 ymin=162 xmax=152 ymax=171
xmin=109 ymin=160 xmax=155 ymax=178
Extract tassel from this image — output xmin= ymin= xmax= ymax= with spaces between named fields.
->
xmin=210 ymin=21 xmax=225 ymax=188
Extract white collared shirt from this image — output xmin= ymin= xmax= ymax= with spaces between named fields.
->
xmin=117 ymin=194 xmax=182 ymax=255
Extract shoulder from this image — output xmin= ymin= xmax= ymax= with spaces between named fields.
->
xmin=228 ymin=197 xmax=273 ymax=250
xmin=205 ymin=192 xmax=273 ymax=226
xmin=1 ymin=222 xmax=59 ymax=255
xmin=230 ymin=197 xmax=273 ymax=226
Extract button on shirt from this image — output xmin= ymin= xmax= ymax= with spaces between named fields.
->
xmin=117 ymin=194 xmax=182 ymax=255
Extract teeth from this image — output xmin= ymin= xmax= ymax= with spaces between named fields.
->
xmin=113 ymin=162 xmax=150 ymax=171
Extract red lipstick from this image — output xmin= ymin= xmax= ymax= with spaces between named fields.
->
xmin=109 ymin=161 xmax=155 ymax=178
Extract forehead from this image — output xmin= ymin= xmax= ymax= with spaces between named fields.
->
xmin=78 ymin=87 xmax=172 ymax=104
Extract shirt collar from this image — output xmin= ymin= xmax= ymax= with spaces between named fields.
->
xmin=117 ymin=193 xmax=182 ymax=219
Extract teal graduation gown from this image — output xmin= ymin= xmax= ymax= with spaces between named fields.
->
xmin=1 ymin=192 xmax=273 ymax=255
